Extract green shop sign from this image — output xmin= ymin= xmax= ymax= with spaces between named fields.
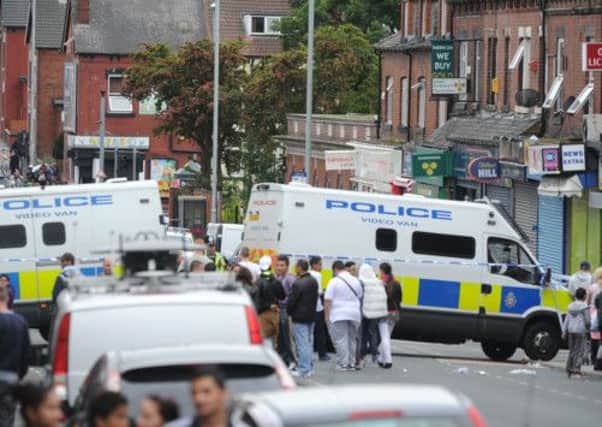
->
xmin=431 ymin=40 xmax=454 ymax=78
xmin=412 ymin=152 xmax=453 ymax=178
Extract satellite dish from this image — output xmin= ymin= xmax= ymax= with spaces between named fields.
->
xmin=515 ymin=89 xmax=541 ymax=108
xmin=562 ymin=96 xmax=576 ymax=112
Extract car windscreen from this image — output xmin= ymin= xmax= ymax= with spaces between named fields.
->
xmin=121 ymin=364 xmax=280 ymax=417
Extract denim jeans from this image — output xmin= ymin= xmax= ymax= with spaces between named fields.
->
xmin=360 ymin=318 xmax=380 ymax=359
xmin=292 ymin=322 xmax=315 ymax=375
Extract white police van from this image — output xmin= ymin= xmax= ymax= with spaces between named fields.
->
xmin=242 ymin=183 xmax=572 ymax=361
xmin=0 ymin=179 xmax=166 ymax=337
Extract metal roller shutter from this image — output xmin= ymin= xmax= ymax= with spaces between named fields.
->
xmin=537 ymin=195 xmax=565 ymax=274
xmin=486 ymin=184 xmax=513 ymax=216
xmin=514 ymin=182 xmax=538 ymax=255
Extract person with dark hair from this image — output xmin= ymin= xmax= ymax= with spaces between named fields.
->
xmin=51 ymin=252 xmax=76 ymax=304
xmin=137 ymin=395 xmax=179 ymax=427
xmin=166 ymin=365 xmax=245 ymax=427
xmin=344 ymin=261 xmax=358 ymax=277
xmin=324 ymin=260 xmax=362 ymax=371
xmin=274 ymin=255 xmax=297 ymax=369
xmin=236 ymin=266 xmax=257 ymax=308
xmin=204 ymin=263 xmax=217 ymax=272
xmin=378 ymin=262 xmax=402 ymax=369
xmin=309 ymin=256 xmax=329 ymax=361
xmin=568 ymin=261 xmax=592 ymax=298
xmin=88 ymin=391 xmax=129 ymax=427
xmin=11 ymin=383 xmax=62 ymax=427
xmin=255 ymin=257 xmax=285 ymax=348
xmin=287 ymin=259 xmax=319 ymax=378
xmin=564 ymin=287 xmax=591 ymax=378
xmin=205 ymin=240 xmax=226 ymax=272
xmin=0 ymin=275 xmax=14 ymax=309
xmin=0 ymin=278 xmax=31 ymax=427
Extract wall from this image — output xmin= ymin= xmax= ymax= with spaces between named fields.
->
xmin=569 ymin=193 xmax=601 ymax=274
xmin=286 ymin=153 xmax=354 ymax=190
xmin=0 ymin=28 xmax=28 ymax=138
xmin=36 ymin=50 xmax=65 ymax=158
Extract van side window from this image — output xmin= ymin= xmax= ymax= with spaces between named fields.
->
xmin=487 ymin=238 xmax=537 ymax=284
xmin=412 ymin=231 xmax=475 ymax=259
xmin=0 ymin=225 xmax=27 ymax=249
xmin=42 ymin=222 xmax=66 ymax=246
xmin=375 ymin=228 xmax=397 ymax=252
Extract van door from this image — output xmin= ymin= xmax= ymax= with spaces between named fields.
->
xmin=479 ymin=236 xmax=541 ymax=343
xmin=0 ymin=201 xmax=38 ymax=327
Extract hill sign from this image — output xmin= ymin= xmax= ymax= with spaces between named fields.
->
xmin=582 ymin=42 xmax=602 ymax=71
xmin=467 ymin=157 xmax=500 ymax=182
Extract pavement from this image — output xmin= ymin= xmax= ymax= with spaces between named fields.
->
xmin=299 ymin=340 xmax=602 ymax=427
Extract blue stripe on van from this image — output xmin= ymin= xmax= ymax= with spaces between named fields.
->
xmin=80 ymin=267 xmax=103 ymax=277
xmin=418 ymin=279 xmax=460 ymax=309
xmin=500 ymin=286 xmax=540 ymax=314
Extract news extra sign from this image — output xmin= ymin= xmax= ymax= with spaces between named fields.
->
xmin=582 ymin=42 xmax=602 ymax=72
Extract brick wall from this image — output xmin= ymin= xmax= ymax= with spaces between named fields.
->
xmin=0 ymin=28 xmax=28 ymax=138
xmin=286 ymin=153 xmax=354 ymax=190
xmin=35 ymin=50 xmax=64 ymax=158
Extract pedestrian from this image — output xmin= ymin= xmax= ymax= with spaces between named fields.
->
xmin=236 ymin=266 xmax=257 ymax=308
xmin=11 ymin=383 xmax=62 ymax=427
xmin=255 ymin=256 xmax=285 ymax=348
xmin=274 ymin=255 xmax=297 ymax=369
xmin=324 ymin=260 xmax=363 ymax=371
xmin=238 ymin=247 xmax=261 ymax=282
xmin=189 ymin=259 xmax=204 ymax=273
xmin=51 ymin=252 xmax=76 ymax=304
xmin=309 ymin=256 xmax=330 ymax=362
xmin=287 ymin=259 xmax=319 ymax=378
xmin=568 ymin=261 xmax=592 ymax=298
xmin=0 ymin=278 xmax=31 ymax=427
xmin=587 ymin=267 xmax=602 ymax=368
xmin=205 ymin=239 xmax=227 ymax=272
xmin=87 ymin=391 xmax=130 ymax=427
xmin=378 ymin=262 xmax=402 ymax=369
xmin=344 ymin=261 xmax=358 ymax=277
xmin=137 ymin=395 xmax=179 ymax=427
xmin=0 ymin=275 xmax=14 ymax=309
xmin=563 ymin=287 xmax=591 ymax=378
xmin=166 ymin=365 xmax=246 ymax=427
xmin=102 ymin=257 xmax=113 ymax=276
xmin=204 ymin=263 xmax=217 ymax=272
xmin=358 ymin=264 xmax=388 ymax=368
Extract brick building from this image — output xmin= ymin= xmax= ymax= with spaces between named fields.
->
xmin=26 ymin=0 xmax=67 ymax=160
xmin=203 ymin=0 xmax=290 ymax=61
xmin=0 ymin=0 xmax=28 ymax=146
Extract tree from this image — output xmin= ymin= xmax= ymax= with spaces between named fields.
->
xmin=126 ymin=40 xmax=248 ymax=188
xmin=281 ymin=0 xmax=400 ymax=48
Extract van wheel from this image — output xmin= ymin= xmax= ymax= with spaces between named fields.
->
xmin=481 ymin=341 xmax=516 ymax=361
xmin=522 ymin=321 xmax=560 ymax=361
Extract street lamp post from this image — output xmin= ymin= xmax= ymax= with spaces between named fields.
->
xmin=304 ymin=0 xmax=315 ymax=184
xmin=211 ymin=0 xmax=220 ymax=223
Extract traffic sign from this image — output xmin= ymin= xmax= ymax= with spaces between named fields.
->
xmin=582 ymin=42 xmax=602 ymax=71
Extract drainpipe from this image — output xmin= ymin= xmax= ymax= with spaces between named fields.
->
xmin=377 ymin=52 xmax=382 ymax=140
xmin=539 ymin=0 xmax=547 ymax=137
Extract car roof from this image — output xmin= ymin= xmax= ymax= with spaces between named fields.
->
xmin=110 ymin=345 xmax=275 ymax=373
xmin=242 ymin=385 xmax=466 ymax=422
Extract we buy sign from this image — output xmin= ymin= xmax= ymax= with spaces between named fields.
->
xmin=582 ymin=42 xmax=602 ymax=71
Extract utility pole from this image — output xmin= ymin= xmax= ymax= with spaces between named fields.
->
xmin=98 ymin=90 xmax=106 ymax=182
xmin=211 ymin=0 xmax=220 ymax=223
xmin=304 ymin=0 xmax=315 ymax=184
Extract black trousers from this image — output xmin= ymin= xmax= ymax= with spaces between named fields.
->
xmin=314 ymin=310 xmax=329 ymax=357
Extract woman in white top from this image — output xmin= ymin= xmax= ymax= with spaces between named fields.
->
xmin=358 ymin=264 xmax=388 ymax=367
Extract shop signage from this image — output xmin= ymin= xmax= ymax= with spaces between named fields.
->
xmin=582 ymin=42 xmax=602 ymax=72
xmin=432 ymin=78 xmax=467 ymax=96
xmin=67 ymin=135 xmax=150 ymax=150
xmin=431 ymin=40 xmax=454 ymax=77
xmin=561 ymin=144 xmax=586 ymax=172
xmin=542 ymin=147 xmax=561 ymax=174
xmin=150 ymin=158 xmax=176 ymax=197
xmin=325 ymin=150 xmax=357 ymax=171
xmin=499 ymin=162 xmax=526 ymax=182
xmin=412 ymin=152 xmax=451 ymax=178
xmin=454 ymin=148 xmax=491 ymax=178
xmin=467 ymin=157 xmax=500 ymax=182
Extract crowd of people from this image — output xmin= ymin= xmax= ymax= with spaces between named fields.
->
xmin=565 ymin=261 xmax=602 ymax=377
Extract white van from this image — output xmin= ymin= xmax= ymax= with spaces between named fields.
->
xmin=242 ymin=183 xmax=572 ymax=361
xmin=0 ymin=180 xmax=165 ymax=337
xmin=207 ymin=222 xmax=244 ymax=260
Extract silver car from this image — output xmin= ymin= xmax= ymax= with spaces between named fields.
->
xmin=234 ymin=385 xmax=487 ymax=427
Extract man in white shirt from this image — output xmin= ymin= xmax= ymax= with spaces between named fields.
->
xmin=238 ymin=246 xmax=261 ymax=282
xmin=324 ymin=260 xmax=363 ymax=371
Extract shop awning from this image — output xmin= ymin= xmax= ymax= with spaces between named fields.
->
xmin=537 ymin=175 xmax=583 ymax=198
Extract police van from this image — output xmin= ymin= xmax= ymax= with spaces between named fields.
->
xmin=0 ymin=179 xmax=166 ymax=337
xmin=242 ymin=182 xmax=572 ymax=361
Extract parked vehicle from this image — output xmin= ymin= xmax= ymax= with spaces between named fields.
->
xmin=0 ymin=179 xmax=167 ymax=337
xmin=206 ymin=222 xmax=244 ymax=260
xmin=234 ymin=384 xmax=487 ymax=427
xmin=66 ymin=345 xmax=294 ymax=425
xmin=48 ymin=272 xmax=263 ymax=406
xmin=243 ymin=182 xmax=572 ymax=361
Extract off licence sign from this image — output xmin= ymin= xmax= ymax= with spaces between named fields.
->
xmin=582 ymin=42 xmax=602 ymax=71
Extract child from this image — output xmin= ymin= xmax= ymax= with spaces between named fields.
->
xmin=563 ymin=287 xmax=591 ymax=378
xmin=88 ymin=391 xmax=130 ymax=427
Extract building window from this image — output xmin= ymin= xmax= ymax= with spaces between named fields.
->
xmin=0 ymin=225 xmax=26 ymax=249
xmin=107 ymin=74 xmax=133 ymax=114
xmin=486 ymin=37 xmax=497 ymax=105
xmin=503 ymin=37 xmax=510 ymax=106
xmin=417 ymin=77 xmax=426 ymax=129
xmin=403 ymin=1 xmax=410 ymax=37
xmin=459 ymin=41 xmax=468 ymax=102
xmin=431 ymin=0 xmax=439 ymax=37
xmin=376 ymin=228 xmax=397 ymax=252
xmin=42 ymin=222 xmax=66 ymax=246
xmin=509 ymin=38 xmax=530 ymax=90
xmin=385 ymin=76 xmax=393 ymax=125
xmin=400 ymin=77 xmax=409 ymax=128
xmin=412 ymin=231 xmax=476 ymax=259
xmin=413 ymin=1 xmax=420 ymax=36
xmin=244 ymin=16 xmax=282 ymax=36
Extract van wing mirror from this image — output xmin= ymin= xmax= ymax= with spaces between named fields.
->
xmin=489 ymin=264 xmax=502 ymax=275
xmin=159 ymin=214 xmax=169 ymax=226
xmin=543 ymin=268 xmax=552 ymax=287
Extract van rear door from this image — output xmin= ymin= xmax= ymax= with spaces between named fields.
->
xmin=243 ymin=185 xmax=283 ymax=260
